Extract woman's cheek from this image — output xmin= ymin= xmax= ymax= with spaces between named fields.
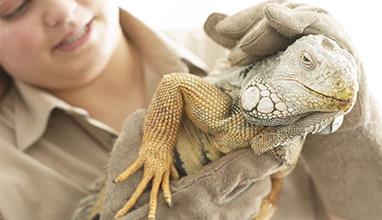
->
xmin=1 ymin=28 xmax=47 ymax=80
xmin=13 ymin=27 xmax=45 ymax=57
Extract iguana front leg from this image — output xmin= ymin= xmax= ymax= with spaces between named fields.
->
xmin=113 ymin=73 xmax=232 ymax=219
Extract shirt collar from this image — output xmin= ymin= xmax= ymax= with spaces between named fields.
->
xmin=14 ymin=81 xmax=91 ymax=151
xmin=13 ymin=8 xmax=209 ymax=151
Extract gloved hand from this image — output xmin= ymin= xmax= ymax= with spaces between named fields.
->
xmin=205 ymin=1 xmax=382 ymax=219
xmin=204 ymin=0 xmax=353 ymax=65
xmin=204 ymin=0 xmax=367 ymax=128
xmin=101 ymin=109 xmax=281 ymax=220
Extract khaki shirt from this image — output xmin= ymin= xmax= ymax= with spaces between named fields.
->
xmin=0 ymin=8 xmax=328 ymax=220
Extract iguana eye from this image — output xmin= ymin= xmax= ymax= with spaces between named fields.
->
xmin=300 ymin=50 xmax=315 ymax=70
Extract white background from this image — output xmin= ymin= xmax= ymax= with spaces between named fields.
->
xmin=120 ymin=0 xmax=382 ymax=106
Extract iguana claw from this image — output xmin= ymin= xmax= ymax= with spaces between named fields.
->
xmin=113 ymin=144 xmax=178 ymax=220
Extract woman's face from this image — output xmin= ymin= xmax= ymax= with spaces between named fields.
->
xmin=0 ymin=0 xmax=121 ymax=89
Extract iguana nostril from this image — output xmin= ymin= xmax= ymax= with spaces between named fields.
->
xmin=334 ymin=78 xmax=345 ymax=89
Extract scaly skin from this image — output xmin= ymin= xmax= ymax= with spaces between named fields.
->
xmin=113 ymin=35 xmax=358 ymax=220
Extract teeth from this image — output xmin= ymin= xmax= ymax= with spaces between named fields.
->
xmin=61 ymin=26 xmax=87 ymax=46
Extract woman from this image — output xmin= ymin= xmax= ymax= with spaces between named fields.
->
xmin=1 ymin=0 xmax=381 ymax=220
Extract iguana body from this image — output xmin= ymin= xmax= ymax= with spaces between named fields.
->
xmin=112 ymin=35 xmax=358 ymax=220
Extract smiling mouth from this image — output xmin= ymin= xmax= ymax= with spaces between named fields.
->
xmin=53 ymin=18 xmax=94 ymax=51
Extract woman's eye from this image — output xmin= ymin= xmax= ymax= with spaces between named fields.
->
xmin=1 ymin=0 xmax=31 ymax=20
xmin=300 ymin=51 xmax=315 ymax=70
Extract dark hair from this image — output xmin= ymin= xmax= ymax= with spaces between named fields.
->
xmin=0 ymin=67 xmax=12 ymax=100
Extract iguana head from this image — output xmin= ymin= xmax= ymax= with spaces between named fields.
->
xmin=240 ymin=35 xmax=358 ymax=126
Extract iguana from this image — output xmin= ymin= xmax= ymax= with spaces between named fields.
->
xmin=99 ymin=35 xmax=358 ymax=220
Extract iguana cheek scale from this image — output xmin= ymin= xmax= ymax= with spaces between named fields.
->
xmin=113 ymin=35 xmax=358 ymax=220
xmin=241 ymin=83 xmax=289 ymax=117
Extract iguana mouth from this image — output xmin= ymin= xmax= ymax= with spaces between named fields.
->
xmin=300 ymin=84 xmax=350 ymax=103
xmin=274 ymin=77 xmax=353 ymax=104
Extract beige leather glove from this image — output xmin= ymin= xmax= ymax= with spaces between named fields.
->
xmin=205 ymin=1 xmax=382 ymax=219
xmin=101 ymin=110 xmax=281 ymax=220
xmin=204 ymin=0 xmax=354 ymax=66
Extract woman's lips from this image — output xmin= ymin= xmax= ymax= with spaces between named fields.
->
xmin=54 ymin=19 xmax=94 ymax=52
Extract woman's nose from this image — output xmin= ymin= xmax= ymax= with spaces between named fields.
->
xmin=43 ymin=0 xmax=78 ymax=27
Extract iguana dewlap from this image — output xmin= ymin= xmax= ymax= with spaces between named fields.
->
xmin=113 ymin=35 xmax=358 ymax=220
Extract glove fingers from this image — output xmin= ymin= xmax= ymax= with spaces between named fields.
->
xmin=293 ymin=4 xmax=330 ymax=14
xmin=204 ymin=12 xmax=237 ymax=48
xmin=264 ymin=3 xmax=318 ymax=37
xmin=238 ymin=19 xmax=294 ymax=57
xmin=227 ymin=20 xmax=293 ymax=67
xmin=214 ymin=3 xmax=267 ymax=40
xmin=227 ymin=47 xmax=264 ymax=66
xmin=211 ymin=0 xmax=289 ymax=40
xmin=304 ymin=14 xmax=354 ymax=54
xmin=265 ymin=3 xmax=354 ymax=54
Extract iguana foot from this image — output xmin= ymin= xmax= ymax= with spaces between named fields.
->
xmin=113 ymin=144 xmax=179 ymax=220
